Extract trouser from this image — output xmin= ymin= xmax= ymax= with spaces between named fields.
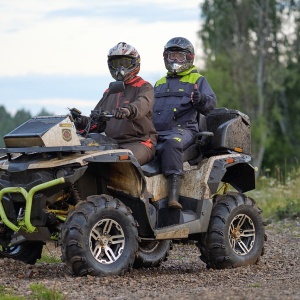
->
xmin=156 ymin=129 xmax=195 ymax=176
xmin=119 ymin=142 xmax=156 ymax=166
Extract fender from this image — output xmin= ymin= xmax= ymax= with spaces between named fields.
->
xmin=208 ymin=153 xmax=255 ymax=193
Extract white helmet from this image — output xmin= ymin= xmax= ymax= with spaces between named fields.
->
xmin=107 ymin=42 xmax=140 ymax=82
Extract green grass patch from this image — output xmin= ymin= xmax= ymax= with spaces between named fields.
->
xmin=0 ymin=285 xmax=24 ymax=300
xmin=0 ymin=284 xmax=65 ymax=300
xmin=29 ymin=283 xmax=64 ymax=300
xmin=247 ymin=169 xmax=300 ymax=221
xmin=37 ymin=244 xmax=61 ymax=264
xmin=37 ymin=254 xmax=61 ymax=264
xmin=249 ymin=282 xmax=260 ymax=288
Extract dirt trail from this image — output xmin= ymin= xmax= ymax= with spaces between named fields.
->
xmin=0 ymin=219 xmax=299 ymax=300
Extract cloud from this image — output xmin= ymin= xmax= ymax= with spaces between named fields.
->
xmin=45 ymin=1 xmax=198 ymax=23
xmin=0 ymin=0 xmax=204 ymax=117
xmin=0 ymin=0 xmax=201 ymax=77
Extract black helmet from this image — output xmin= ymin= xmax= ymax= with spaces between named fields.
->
xmin=107 ymin=42 xmax=140 ymax=82
xmin=163 ymin=37 xmax=195 ymax=74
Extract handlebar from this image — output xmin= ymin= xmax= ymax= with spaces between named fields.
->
xmin=68 ymin=108 xmax=114 ymax=137
xmin=90 ymin=110 xmax=114 ymax=121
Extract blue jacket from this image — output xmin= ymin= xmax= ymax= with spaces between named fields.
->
xmin=153 ymin=66 xmax=216 ymax=135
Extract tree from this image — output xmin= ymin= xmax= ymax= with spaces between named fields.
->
xmin=199 ymin=0 xmax=298 ymax=173
xmin=13 ymin=109 xmax=32 ymax=126
xmin=0 ymin=106 xmax=15 ymax=145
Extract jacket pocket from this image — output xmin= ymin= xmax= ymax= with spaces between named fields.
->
xmin=153 ymin=107 xmax=175 ymax=131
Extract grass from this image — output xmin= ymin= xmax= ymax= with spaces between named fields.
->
xmin=249 ymin=282 xmax=260 ymax=288
xmin=37 ymin=254 xmax=61 ymax=264
xmin=37 ymin=244 xmax=61 ymax=264
xmin=0 ymin=285 xmax=23 ymax=300
xmin=0 ymin=284 xmax=64 ymax=300
xmin=0 ymin=245 xmax=63 ymax=299
xmin=247 ymin=168 xmax=300 ymax=221
xmin=28 ymin=283 xmax=64 ymax=300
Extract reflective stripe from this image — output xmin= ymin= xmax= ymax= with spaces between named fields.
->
xmin=155 ymin=69 xmax=202 ymax=88
xmin=180 ymin=72 xmax=202 ymax=83
xmin=173 ymin=137 xmax=182 ymax=142
xmin=155 ymin=77 xmax=167 ymax=86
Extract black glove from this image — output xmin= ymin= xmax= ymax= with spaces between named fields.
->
xmin=191 ymin=91 xmax=206 ymax=107
xmin=113 ymin=107 xmax=131 ymax=119
xmin=74 ymin=115 xmax=89 ymax=130
xmin=69 ymin=107 xmax=82 ymax=121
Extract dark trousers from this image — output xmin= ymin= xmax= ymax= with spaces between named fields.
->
xmin=156 ymin=129 xmax=195 ymax=176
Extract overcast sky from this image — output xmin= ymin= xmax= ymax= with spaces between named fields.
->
xmin=0 ymin=0 xmax=203 ymax=117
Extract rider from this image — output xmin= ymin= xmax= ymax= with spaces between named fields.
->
xmin=74 ymin=42 xmax=158 ymax=166
xmin=153 ymin=37 xmax=217 ymax=209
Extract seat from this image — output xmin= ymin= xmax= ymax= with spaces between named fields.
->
xmin=142 ymin=107 xmax=252 ymax=177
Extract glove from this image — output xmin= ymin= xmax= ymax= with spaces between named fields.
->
xmin=113 ymin=107 xmax=131 ymax=119
xmin=191 ymin=90 xmax=206 ymax=107
xmin=89 ymin=110 xmax=109 ymax=133
xmin=69 ymin=107 xmax=82 ymax=121
xmin=74 ymin=115 xmax=89 ymax=130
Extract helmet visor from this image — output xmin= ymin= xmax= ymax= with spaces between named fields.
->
xmin=109 ymin=57 xmax=133 ymax=69
xmin=167 ymin=51 xmax=187 ymax=63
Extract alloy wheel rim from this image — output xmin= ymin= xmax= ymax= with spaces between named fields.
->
xmin=89 ymin=218 xmax=125 ymax=264
xmin=228 ymin=214 xmax=255 ymax=255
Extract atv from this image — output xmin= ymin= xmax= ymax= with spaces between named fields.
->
xmin=0 ymin=81 xmax=266 ymax=276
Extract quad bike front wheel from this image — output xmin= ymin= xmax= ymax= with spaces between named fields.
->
xmin=0 ymin=241 xmax=44 ymax=265
xmin=133 ymin=240 xmax=172 ymax=269
xmin=60 ymin=194 xmax=138 ymax=276
xmin=197 ymin=192 xmax=266 ymax=269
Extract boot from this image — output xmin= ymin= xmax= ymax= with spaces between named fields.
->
xmin=167 ymin=174 xmax=183 ymax=209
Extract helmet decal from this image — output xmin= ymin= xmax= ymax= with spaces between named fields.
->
xmin=107 ymin=42 xmax=140 ymax=82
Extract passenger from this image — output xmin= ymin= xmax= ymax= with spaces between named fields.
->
xmin=153 ymin=37 xmax=217 ymax=209
xmin=73 ymin=42 xmax=158 ymax=166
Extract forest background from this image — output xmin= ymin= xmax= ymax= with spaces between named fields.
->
xmin=0 ymin=0 xmax=300 ymax=181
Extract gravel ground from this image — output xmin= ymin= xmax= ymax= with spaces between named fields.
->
xmin=0 ymin=218 xmax=299 ymax=300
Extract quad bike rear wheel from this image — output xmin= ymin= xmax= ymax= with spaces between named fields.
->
xmin=197 ymin=192 xmax=265 ymax=269
xmin=60 ymin=194 xmax=138 ymax=276
xmin=0 ymin=241 xmax=44 ymax=265
xmin=133 ymin=240 xmax=172 ymax=268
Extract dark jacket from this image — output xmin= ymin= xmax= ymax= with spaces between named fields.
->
xmin=153 ymin=66 xmax=216 ymax=135
xmin=95 ymin=76 xmax=157 ymax=147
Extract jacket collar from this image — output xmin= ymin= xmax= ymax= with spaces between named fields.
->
xmin=167 ymin=65 xmax=197 ymax=77
xmin=125 ymin=76 xmax=141 ymax=85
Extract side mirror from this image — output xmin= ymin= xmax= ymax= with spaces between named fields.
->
xmin=107 ymin=81 xmax=125 ymax=95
